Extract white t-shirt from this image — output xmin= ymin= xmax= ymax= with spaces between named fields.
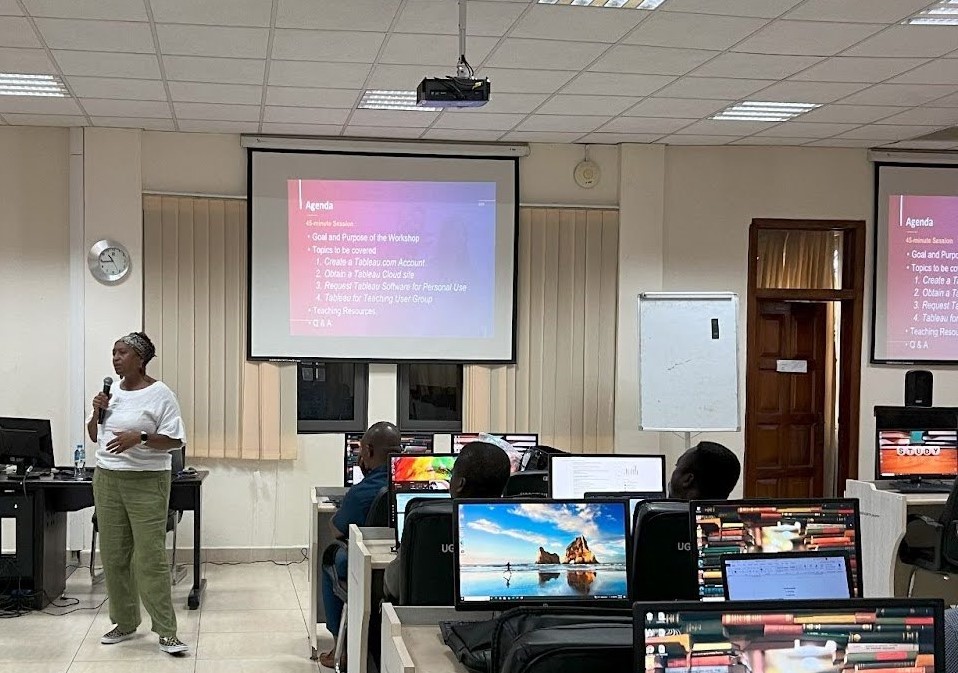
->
xmin=92 ymin=380 xmax=187 ymax=471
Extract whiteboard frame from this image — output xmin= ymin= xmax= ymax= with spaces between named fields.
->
xmin=638 ymin=291 xmax=741 ymax=433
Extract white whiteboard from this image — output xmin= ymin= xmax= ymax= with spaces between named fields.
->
xmin=639 ymin=293 xmax=740 ymax=432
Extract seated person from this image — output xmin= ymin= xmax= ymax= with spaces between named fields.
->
xmin=320 ymin=421 xmax=400 ymax=669
xmin=382 ymin=441 xmax=511 ymax=603
xmin=667 ymin=440 xmax=741 ymax=500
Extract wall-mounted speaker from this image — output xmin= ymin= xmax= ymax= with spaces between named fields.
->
xmin=905 ymin=370 xmax=933 ymax=407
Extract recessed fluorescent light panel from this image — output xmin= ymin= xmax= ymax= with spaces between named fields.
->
xmin=537 ymin=0 xmax=667 ymax=8
xmin=904 ymin=0 xmax=958 ymax=25
xmin=359 ymin=90 xmax=439 ymax=112
xmin=711 ymin=101 xmax=821 ymax=123
xmin=0 ymin=73 xmax=68 ymax=97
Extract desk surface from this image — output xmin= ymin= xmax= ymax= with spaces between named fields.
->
xmin=853 ymin=480 xmax=949 ymax=505
xmin=403 ymin=626 xmax=465 ymax=673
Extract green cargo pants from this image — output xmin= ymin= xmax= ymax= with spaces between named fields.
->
xmin=92 ymin=468 xmax=178 ymax=638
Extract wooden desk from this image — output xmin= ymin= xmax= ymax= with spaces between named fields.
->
xmin=380 ymin=605 xmax=495 ymax=673
xmin=309 ymin=487 xmax=344 ymax=659
xmin=348 ymin=525 xmax=398 ymax=673
xmin=844 ymin=479 xmax=948 ymax=597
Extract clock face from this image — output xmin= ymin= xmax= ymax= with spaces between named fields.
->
xmin=98 ymin=247 xmax=129 ymax=276
xmin=88 ymin=239 xmax=131 ymax=284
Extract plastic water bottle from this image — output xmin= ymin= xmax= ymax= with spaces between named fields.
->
xmin=74 ymin=443 xmax=85 ymax=479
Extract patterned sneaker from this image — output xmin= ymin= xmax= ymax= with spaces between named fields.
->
xmin=159 ymin=636 xmax=189 ymax=655
xmin=101 ymin=626 xmax=136 ymax=644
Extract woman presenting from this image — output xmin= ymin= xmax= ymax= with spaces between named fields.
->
xmin=86 ymin=332 xmax=189 ymax=655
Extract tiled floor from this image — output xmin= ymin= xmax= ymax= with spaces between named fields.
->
xmin=0 ymin=561 xmax=334 ymax=673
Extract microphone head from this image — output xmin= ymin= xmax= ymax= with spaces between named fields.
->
xmin=103 ymin=376 xmax=114 ymax=386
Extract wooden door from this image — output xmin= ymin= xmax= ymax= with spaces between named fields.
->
xmin=745 ymin=301 xmax=828 ymax=497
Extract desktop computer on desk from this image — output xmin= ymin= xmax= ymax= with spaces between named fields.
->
xmin=874 ymin=406 xmax=958 ymax=494
xmin=0 ymin=418 xmax=55 ymax=479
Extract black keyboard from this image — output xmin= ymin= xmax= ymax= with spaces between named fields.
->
xmin=892 ymin=480 xmax=953 ymax=494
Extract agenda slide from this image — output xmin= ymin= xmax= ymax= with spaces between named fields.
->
xmin=874 ymin=164 xmax=958 ymax=363
xmin=248 ymin=149 xmax=518 ymax=362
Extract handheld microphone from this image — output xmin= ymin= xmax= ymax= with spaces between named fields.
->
xmin=98 ymin=376 xmax=114 ymax=423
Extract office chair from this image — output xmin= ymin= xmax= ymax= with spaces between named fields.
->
xmin=502 ymin=471 xmax=549 ymax=497
xmin=396 ymin=498 xmax=454 ymax=605
xmin=322 ymin=486 xmax=388 ymax=673
xmin=89 ymin=445 xmax=188 ymax=585
xmin=898 ymin=478 xmax=958 ymax=596
xmin=630 ymin=500 xmax=697 ymax=600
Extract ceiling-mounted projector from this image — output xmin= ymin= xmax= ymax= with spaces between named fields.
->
xmin=418 ymin=0 xmax=490 ymax=109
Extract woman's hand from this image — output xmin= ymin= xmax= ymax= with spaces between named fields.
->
xmin=92 ymin=392 xmax=110 ymax=412
xmin=106 ymin=431 xmax=142 ymax=454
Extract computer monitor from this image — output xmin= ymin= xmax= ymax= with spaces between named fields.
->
xmin=583 ymin=491 xmax=660 ymax=522
xmin=549 ymin=454 xmax=666 ymax=499
xmin=389 ymin=454 xmax=457 ymax=542
xmin=452 ymin=433 xmax=539 ymax=472
xmin=692 ymin=498 xmax=862 ymax=601
xmin=395 ymin=492 xmax=452 ymax=544
xmin=634 ymin=598 xmax=945 ymax=673
xmin=343 ymin=432 xmax=434 ymax=487
xmin=454 ymin=498 xmax=630 ymax=610
xmin=876 ymin=429 xmax=958 ymax=481
xmin=722 ymin=551 xmax=853 ymax=601
xmin=0 ymin=417 xmax=54 ymax=476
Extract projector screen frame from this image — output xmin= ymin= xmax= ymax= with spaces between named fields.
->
xmin=871 ymin=161 xmax=958 ymax=365
xmin=245 ymin=147 xmax=520 ymax=364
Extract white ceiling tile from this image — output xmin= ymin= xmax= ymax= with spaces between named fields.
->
xmin=659 ymin=134 xmax=736 ymax=145
xmin=731 ymin=20 xmax=882 ymax=56
xmin=349 ymin=109 xmax=440 ymax=127
xmin=877 ymin=108 xmax=958 ymax=127
xmin=509 ymin=5 xmax=646 ymax=43
xmin=151 ymin=0 xmax=273 ymax=27
xmin=515 ymin=114 xmax=608 ymax=133
xmin=838 ymin=84 xmax=958 ymax=106
xmin=883 ymin=139 xmax=958 ymax=151
xmin=624 ymin=97 xmax=731 ymax=118
xmin=749 ymin=81 xmax=870 ymax=104
xmin=927 ymin=92 xmax=958 ymax=108
xmin=178 ymin=120 xmax=260 ymax=133
xmin=34 ymin=18 xmax=154 ymax=53
xmin=806 ymin=138 xmax=877 ymax=147
xmin=560 ymin=72 xmax=675 ymax=97
xmin=259 ymin=123 xmax=344 ymax=136
xmin=168 ymin=82 xmax=263 ymax=105
xmin=484 ymin=39 xmax=607 ymax=71
xmin=675 ymin=119 xmax=778 ymax=136
xmin=345 ymin=126 xmax=426 ymax=139
xmin=80 ymin=99 xmax=170 ymax=118
xmin=624 ymin=12 xmax=768 ymax=51
xmin=421 ymin=129 xmax=505 ymax=142
xmin=476 ymin=68 xmax=576 ymax=94
xmin=597 ymin=117 xmax=695 ymax=134
xmin=691 ymin=53 xmax=821 ymax=79
xmin=394 ymin=0 xmax=526 ymax=37
xmin=784 ymin=0 xmax=932 ymax=23
xmin=0 ymin=17 xmax=40 ymax=48
xmin=165 ymin=56 xmax=266 ymax=85
xmin=478 ymin=93 xmax=549 ymax=114
xmin=2 ymin=113 xmax=86 ymax=125
xmin=756 ymin=122 xmax=858 ymax=138
xmin=891 ymin=60 xmax=958 ymax=86
xmin=653 ymin=77 xmax=776 ymax=100
xmin=844 ymin=27 xmax=958 ymax=58
xmin=432 ymin=112 xmax=525 ymax=130
xmin=731 ymin=136 xmax=815 ymax=145
xmin=837 ymin=125 xmax=929 ymax=140
xmin=577 ymin=132 xmax=664 ymax=145
xmin=277 ymin=0 xmax=403 ymax=32
xmin=0 ymin=96 xmax=81 ymax=113
xmin=269 ymin=61 xmax=371 ymax=88
xmin=537 ymin=95 xmax=639 ymax=117
xmin=92 ymin=116 xmax=175 ymax=131
xmin=174 ymin=102 xmax=260 ymax=122
xmin=53 ymin=50 xmax=160 ymax=79
xmin=661 ymin=0 xmax=802 ymax=19
xmin=22 ymin=0 xmax=147 ymax=20
xmin=0 ymin=1 xmax=21 ymax=15
xmin=0 ymin=47 xmax=53 ymax=73
xmin=272 ymin=29 xmax=385 ymax=63
xmin=263 ymin=106 xmax=350 ymax=125
xmin=266 ymin=87 xmax=360 ymax=109
xmin=798 ymin=105 xmax=906 ymax=124
xmin=68 ymin=76 xmax=167 ymax=101
xmin=590 ymin=45 xmax=718 ymax=76
xmin=791 ymin=57 xmax=930 ymax=83
xmin=379 ymin=34 xmax=497 ymax=67
xmin=363 ymin=64 xmax=434 ymax=90
xmin=500 ymin=131 xmax=585 ymax=143
xmin=156 ymin=25 xmax=270 ymax=59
